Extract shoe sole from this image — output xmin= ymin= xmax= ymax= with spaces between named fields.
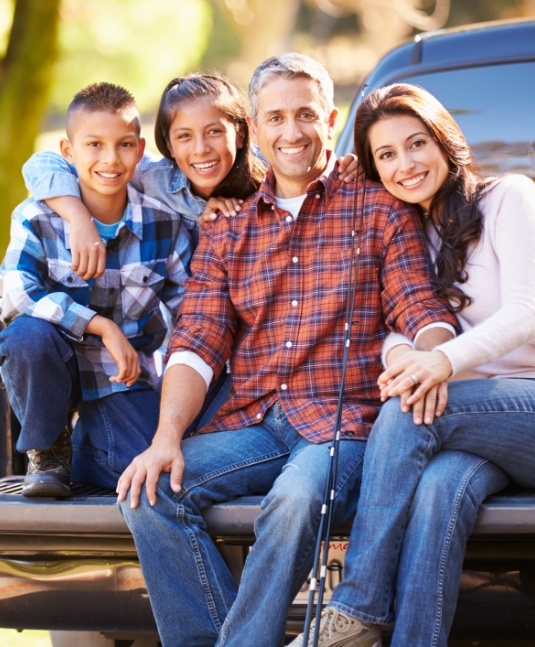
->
xmin=22 ymin=478 xmax=71 ymax=498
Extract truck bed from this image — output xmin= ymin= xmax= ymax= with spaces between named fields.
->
xmin=2 ymin=476 xmax=535 ymax=545
xmin=1 ymin=475 xmax=535 ymax=641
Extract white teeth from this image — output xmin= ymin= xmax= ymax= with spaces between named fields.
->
xmin=193 ymin=161 xmax=217 ymax=170
xmin=400 ymin=174 xmax=425 ymax=188
xmin=98 ymin=172 xmax=120 ymax=178
xmin=281 ymin=146 xmax=305 ymax=156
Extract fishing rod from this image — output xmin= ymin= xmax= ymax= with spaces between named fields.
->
xmin=301 ymin=164 xmax=367 ymax=647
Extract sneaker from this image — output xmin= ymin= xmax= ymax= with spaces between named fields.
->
xmin=22 ymin=428 xmax=72 ymax=497
xmin=288 ymin=607 xmax=382 ymax=647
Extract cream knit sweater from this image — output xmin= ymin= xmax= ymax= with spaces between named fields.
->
xmin=384 ymin=173 xmax=535 ymax=380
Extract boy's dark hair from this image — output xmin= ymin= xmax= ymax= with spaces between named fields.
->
xmin=66 ymin=82 xmax=141 ymax=137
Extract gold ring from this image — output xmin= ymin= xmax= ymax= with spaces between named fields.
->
xmin=409 ymin=374 xmax=419 ymax=385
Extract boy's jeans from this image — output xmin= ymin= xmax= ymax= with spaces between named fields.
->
xmin=119 ymin=402 xmax=366 ymax=647
xmin=0 ymin=316 xmax=159 ymax=488
xmin=330 ymin=378 xmax=534 ymax=646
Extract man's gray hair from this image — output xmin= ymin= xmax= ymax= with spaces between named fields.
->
xmin=248 ymin=52 xmax=335 ymax=121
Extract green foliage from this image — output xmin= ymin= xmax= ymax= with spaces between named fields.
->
xmin=201 ymin=1 xmax=241 ymax=72
xmin=49 ymin=0 xmax=212 ymax=119
xmin=0 ymin=0 xmax=61 ymax=255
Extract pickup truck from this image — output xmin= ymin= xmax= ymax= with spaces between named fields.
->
xmin=1 ymin=17 xmax=535 ymax=647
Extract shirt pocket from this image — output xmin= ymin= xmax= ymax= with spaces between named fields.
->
xmin=48 ymin=259 xmax=89 ymax=291
xmin=120 ymin=263 xmax=166 ymax=321
xmin=312 ymin=249 xmax=353 ymax=308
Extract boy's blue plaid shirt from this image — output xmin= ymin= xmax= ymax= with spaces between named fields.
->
xmin=1 ymin=185 xmax=192 ymax=400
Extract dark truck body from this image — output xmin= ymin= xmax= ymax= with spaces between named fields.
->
xmin=1 ymin=17 xmax=535 ymax=646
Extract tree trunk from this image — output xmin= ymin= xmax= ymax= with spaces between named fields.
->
xmin=0 ymin=0 xmax=61 ymax=256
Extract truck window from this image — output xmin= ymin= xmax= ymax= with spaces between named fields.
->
xmin=404 ymin=61 xmax=535 ymax=178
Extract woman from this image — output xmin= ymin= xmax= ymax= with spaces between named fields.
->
xmin=290 ymin=83 xmax=535 ymax=647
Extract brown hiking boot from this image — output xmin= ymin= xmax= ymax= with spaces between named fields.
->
xmin=22 ymin=428 xmax=72 ymax=497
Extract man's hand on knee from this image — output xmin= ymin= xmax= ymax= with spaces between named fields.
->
xmin=116 ymin=441 xmax=185 ymax=508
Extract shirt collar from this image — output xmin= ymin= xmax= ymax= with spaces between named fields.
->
xmin=255 ymin=150 xmax=339 ymax=215
xmin=62 ymin=185 xmax=143 ymax=248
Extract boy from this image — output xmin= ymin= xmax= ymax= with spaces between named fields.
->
xmin=0 ymin=82 xmax=191 ymax=497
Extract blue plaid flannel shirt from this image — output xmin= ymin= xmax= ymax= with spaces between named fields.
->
xmin=1 ymin=185 xmax=192 ymax=400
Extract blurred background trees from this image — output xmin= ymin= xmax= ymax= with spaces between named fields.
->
xmin=0 ymin=0 xmax=534 ymax=254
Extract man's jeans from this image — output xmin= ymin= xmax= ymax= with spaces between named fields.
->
xmin=0 ymin=316 xmax=159 ymax=488
xmin=331 ymin=377 xmax=534 ymax=646
xmin=119 ymin=402 xmax=365 ymax=647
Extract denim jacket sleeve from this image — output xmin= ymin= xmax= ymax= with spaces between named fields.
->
xmin=22 ymin=151 xmax=80 ymax=201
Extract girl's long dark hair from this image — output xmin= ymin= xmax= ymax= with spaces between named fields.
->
xmin=155 ymin=74 xmax=265 ymax=200
xmin=354 ymin=83 xmax=494 ymax=311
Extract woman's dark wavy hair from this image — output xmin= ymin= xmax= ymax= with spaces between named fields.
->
xmin=354 ymin=83 xmax=493 ymax=311
xmin=154 ymin=74 xmax=265 ymax=200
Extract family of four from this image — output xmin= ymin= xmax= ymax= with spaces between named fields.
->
xmin=1 ymin=50 xmax=534 ymax=647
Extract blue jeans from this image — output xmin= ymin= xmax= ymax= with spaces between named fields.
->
xmin=0 ymin=316 xmax=159 ymax=488
xmin=330 ymin=377 xmax=534 ymax=645
xmin=119 ymin=402 xmax=366 ymax=647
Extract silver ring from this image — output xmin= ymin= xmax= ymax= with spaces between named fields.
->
xmin=94 ymin=241 xmax=102 ymax=246
xmin=409 ymin=374 xmax=419 ymax=386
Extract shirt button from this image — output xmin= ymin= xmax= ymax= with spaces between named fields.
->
xmin=281 ymin=383 xmax=288 ymax=390
xmin=256 ymin=413 xmax=262 ymax=420
xmin=286 ymin=341 xmax=292 ymax=348
xmin=315 ymin=193 xmax=321 ymax=199
xmin=292 ymin=300 xmax=298 ymax=307
xmin=292 ymin=256 xmax=298 ymax=263
xmin=286 ymin=215 xmax=292 ymax=223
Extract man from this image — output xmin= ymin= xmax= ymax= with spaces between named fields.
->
xmin=117 ymin=53 xmax=457 ymax=647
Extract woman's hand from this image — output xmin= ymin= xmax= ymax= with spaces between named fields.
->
xmin=378 ymin=349 xmax=453 ymax=415
xmin=199 ymin=196 xmax=243 ymax=226
xmin=336 ymin=154 xmax=360 ymax=182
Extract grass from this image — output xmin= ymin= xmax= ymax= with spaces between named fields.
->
xmin=0 ymin=629 xmax=52 ymax=646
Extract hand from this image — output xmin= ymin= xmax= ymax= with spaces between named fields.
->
xmin=116 ymin=437 xmax=185 ymax=508
xmin=336 ymin=154 xmax=359 ymax=183
xmin=86 ymin=316 xmax=141 ymax=386
xmin=69 ymin=217 xmax=106 ymax=280
xmin=199 ymin=196 xmax=243 ymax=226
xmin=403 ymin=381 xmax=449 ymax=425
xmin=44 ymin=196 xmax=106 ymax=280
xmin=378 ymin=349 xmax=453 ymax=407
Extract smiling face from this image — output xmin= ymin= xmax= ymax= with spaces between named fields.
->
xmin=166 ymin=96 xmax=243 ymax=200
xmin=247 ymin=76 xmax=337 ymax=198
xmin=60 ymin=107 xmax=145 ymax=222
xmin=368 ymin=114 xmax=450 ymax=211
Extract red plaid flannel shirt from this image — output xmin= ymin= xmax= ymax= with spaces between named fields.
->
xmin=167 ymin=160 xmax=457 ymax=442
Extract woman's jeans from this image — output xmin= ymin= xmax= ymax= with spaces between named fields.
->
xmin=0 ymin=316 xmax=160 ymax=488
xmin=119 ymin=402 xmax=366 ymax=647
xmin=330 ymin=377 xmax=535 ymax=646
